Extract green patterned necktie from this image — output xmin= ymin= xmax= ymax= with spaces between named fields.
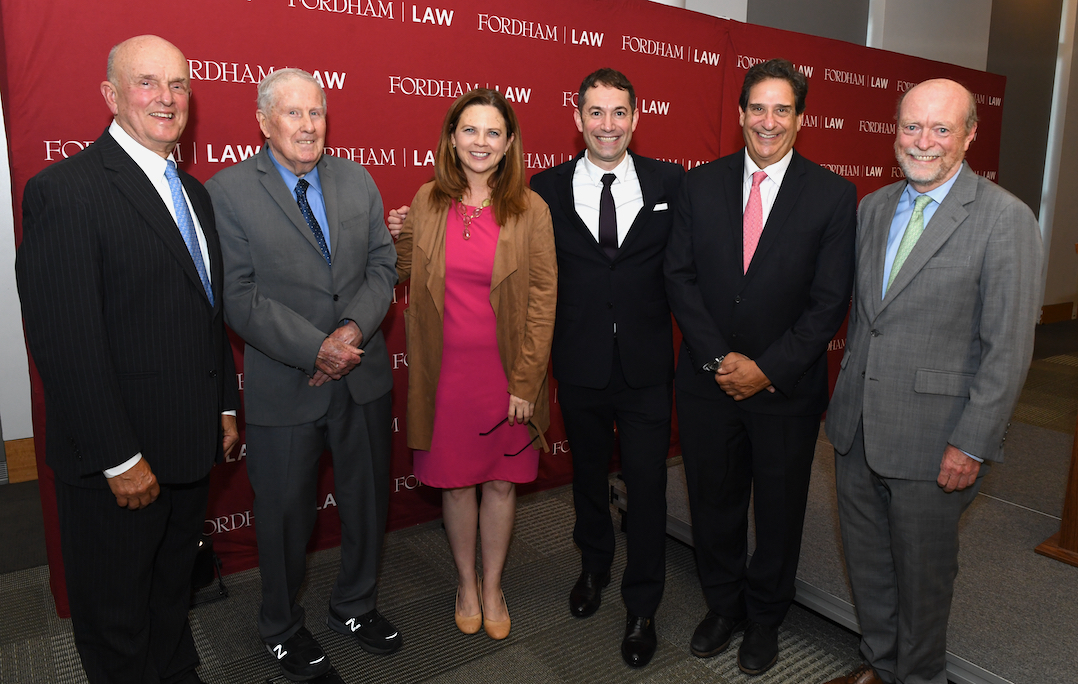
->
xmin=887 ymin=194 xmax=933 ymax=292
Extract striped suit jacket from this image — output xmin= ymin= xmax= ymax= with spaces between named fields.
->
xmin=17 ymin=129 xmax=238 ymax=488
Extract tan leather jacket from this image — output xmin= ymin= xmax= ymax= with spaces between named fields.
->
xmin=395 ymin=181 xmax=557 ymax=451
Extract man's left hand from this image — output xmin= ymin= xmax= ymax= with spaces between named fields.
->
xmin=331 ymin=320 xmax=363 ymax=347
xmin=222 ymin=414 xmax=239 ymax=457
xmin=310 ymin=322 xmax=364 ymax=386
xmin=937 ymin=444 xmax=980 ymax=492
xmin=715 ymin=352 xmax=774 ymax=400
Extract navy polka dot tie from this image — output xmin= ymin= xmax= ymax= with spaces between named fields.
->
xmin=295 ymin=178 xmax=330 ymax=264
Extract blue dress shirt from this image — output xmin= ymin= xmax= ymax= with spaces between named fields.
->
xmin=267 ymin=148 xmax=331 ymax=254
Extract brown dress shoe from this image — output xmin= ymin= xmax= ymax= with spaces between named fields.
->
xmin=823 ymin=663 xmax=884 ymax=684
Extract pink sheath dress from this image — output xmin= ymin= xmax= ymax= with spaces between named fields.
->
xmin=412 ymin=204 xmax=539 ymax=488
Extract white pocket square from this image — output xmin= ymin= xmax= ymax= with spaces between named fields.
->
xmin=654 ymin=202 xmax=669 ymax=211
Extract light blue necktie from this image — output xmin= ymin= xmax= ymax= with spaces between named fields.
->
xmin=164 ymin=160 xmax=213 ymax=305
xmin=296 ymin=178 xmax=331 ymax=264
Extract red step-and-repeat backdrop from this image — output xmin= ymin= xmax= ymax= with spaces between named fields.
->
xmin=0 ymin=0 xmax=1005 ymax=615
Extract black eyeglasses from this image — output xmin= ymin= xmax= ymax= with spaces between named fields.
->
xmin=480 ymin=417 xmax=540 ymax=457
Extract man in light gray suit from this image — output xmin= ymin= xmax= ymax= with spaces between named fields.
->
xmin=207 ymin=68 xmax=400 ymax=682
xmin=824 ymin=79 xmax=1042 ymax=684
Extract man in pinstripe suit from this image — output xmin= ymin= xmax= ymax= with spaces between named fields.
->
xmin=16 ymin=35 xmax=238 ymax=684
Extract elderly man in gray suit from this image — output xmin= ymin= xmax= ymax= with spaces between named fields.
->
xmin=206 ymin=68 xmax=399 ymax=682
xmin=824 ymin=79 xmax=1043 ymax=684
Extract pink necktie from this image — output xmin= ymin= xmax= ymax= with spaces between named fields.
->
xmin=743 ymin=170 xmax=767 ymax=273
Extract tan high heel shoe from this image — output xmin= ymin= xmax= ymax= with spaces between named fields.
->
xmin=455 ymin=576 xmax=482 ymax=635
xmin=481 ymin=579 xmax=511 ymax=640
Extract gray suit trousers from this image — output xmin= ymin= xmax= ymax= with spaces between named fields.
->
xmin=835 ymin=421 xmax=981 ymax=684
xmin=246 ymin=383 xmax=392 ymax=644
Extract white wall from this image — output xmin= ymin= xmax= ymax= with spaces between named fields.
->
xmin=868 ymin=0 xmax=993 ymax=70
xmin=650 ymin=0 xmax=748 ymax=21
xmin=0 ymin=91 xmax=33 ymax=443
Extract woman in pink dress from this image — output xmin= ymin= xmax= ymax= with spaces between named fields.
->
xmin=394 ymin=89 xmax=556 ymax=640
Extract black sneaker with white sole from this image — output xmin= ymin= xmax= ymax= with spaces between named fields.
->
xmin=327 ymin=607 xmax=403 ymax=655
xmin=265 ymin=626 xmax=331 ymax=681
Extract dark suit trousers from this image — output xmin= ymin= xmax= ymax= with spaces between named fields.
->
xmin=246 ymin=383 xmax=392 ymax=644
xmin=559 ymin=343 xmax=672 ymax=617
xmin=835 ymin=421 xmax=982 ymax=684
xmin=56 ymin=475 xmax=209 ymax=684
xmin=677 ymin=388 xmax=818 ymax=627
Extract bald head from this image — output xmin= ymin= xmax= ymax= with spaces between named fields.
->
xmin=894 ymin=78 xmax=978 ymax=192
xmin=101 ymin=35 xmax=191 ymax=158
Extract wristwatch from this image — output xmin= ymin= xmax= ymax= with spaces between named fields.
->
xmin=702 ymin=355 xmax=725 ymax=373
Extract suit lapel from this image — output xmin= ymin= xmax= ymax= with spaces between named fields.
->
xmin=256 ymin=148 xmax=327 ymax=260
xmin=618 ymin=152 xmax=659 ymax=256
xmin=745 ymin=152 xmax=807 ymax=283
xmin=318 ymin=157 xmax=341 ymax=259
xmin=98 ymin=133 xmax=210 ymax=307
xmin=879 ymin=167 xmax=976 ymax=311
xmin=556 ymin=152 xmax=609 ymax=261
xmin=864 ymin=183 xmax=904 ymax=320
xmin=723 ymin=153 xmax=747 ymax=279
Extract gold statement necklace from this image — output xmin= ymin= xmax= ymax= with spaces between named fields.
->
xmin=456 ymin=197 xmax=492 ymax=240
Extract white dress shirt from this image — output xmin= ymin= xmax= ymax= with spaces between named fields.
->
xmin=104 ymin=121 xmax=227 ymax=478
xmin=109 ymin=120 xmax=211 ymax=276
xmin=572 ymin=151 xmax=645 ymax=247
xmin=742 ymin=148 xmax=794 ymax=226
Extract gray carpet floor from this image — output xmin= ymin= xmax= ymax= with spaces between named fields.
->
xmin=2 ymin=319 xmax=1076 ymax=683
xmin=0 ymin=483 xmax=862 ymax=684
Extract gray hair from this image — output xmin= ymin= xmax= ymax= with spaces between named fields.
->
xmin=257 ymin=68 xmax=326 ymax=114
xmin=106 ymin=43 xmax=119 ymax=83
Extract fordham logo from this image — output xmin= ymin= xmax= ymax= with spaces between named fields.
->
xmin=44 ymin=140 xmax=95 ymax=161
xmin=204 ymin=510 xmax=254 ymax=535
xmin=737 ymin=55 xmax=813 ymax=78
xmin=394 ymin=474 xmax=423 ymax=491
xmin=858 ymin=121 xmax=897 ymax=135
xmin=477 ymin=13 xmax=558 ymax=41
xmin=287 ymin=0 xmax=395 ymax=19
xmin=825 ymin=69 xmax=889 ymax=89
xmin=187 ymin=60 xmax=346 ymax=89
xmin=622 ymin=35 xmax=684 ymax=60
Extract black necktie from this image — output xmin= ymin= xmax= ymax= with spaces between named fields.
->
xmin=295 ymin=178 xmax=331 ymax=264
xmin=599 ymin=173 xmax=618 ymax=260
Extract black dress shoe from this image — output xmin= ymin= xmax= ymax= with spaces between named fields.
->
xmin=265 ymin=626 xmax=331 ymax=682
xmin=568 ymin=570 xmax=611 ymax=618
xmin=737 ymin=621 xmax=779 ymax=675
xmin=620 ymin=614 xmax=657 ymax=668
xmin=328 ymin=607 xmax=403 ymax=655
xmin=690 ymin=610 xmax=748 ymax=657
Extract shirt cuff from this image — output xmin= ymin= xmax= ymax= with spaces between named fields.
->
xmin=222 ymin=410 xmax=237 ymax=417
xmin=104 ymin=453 xmax=142 ymax=478
xmin=960 ymin=448 xmax=983 ymax=463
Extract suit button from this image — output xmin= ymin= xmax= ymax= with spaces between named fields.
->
xmin=861 ymin=371 xmax=865 ymax=378
xmin=731 ymin=333 xmax=738 ymax=339
xmin=734 ymin=296 xmax=741 ymax=304
xmin=333 ymin=294 xmax=340 ymax=301
xmin=209 ymin=370 xmax=217 ymax=378
xmin=870 ymin=329 xmax=880 ymax=337
xmin=608 ymin=302 xmax=614 ymax=309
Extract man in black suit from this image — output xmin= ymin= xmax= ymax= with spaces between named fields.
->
xmin=16 ymin=35 xmax=238 ymax=684
xmin=530 ymin=68 xmax=684 ymax=669
xmin=664 ymin=58 xmax=856 ymax=676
